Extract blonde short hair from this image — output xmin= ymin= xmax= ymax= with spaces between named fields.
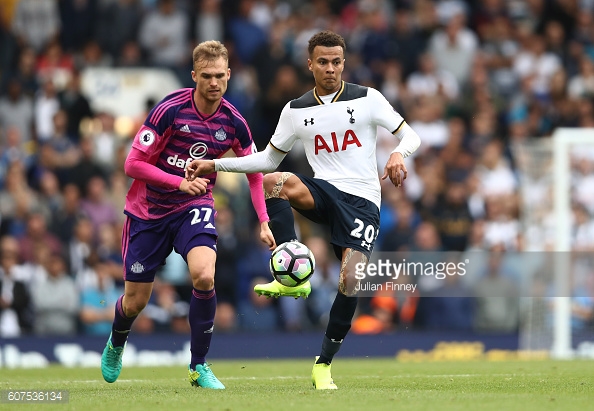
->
xmin=192 ymin=40 xmax=229 ymax=69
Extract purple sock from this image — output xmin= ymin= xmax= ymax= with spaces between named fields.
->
xmin=189 ymin=288 xmax=216 ymax=368
xmin=111 ymin=295 xmax=137 ymax=347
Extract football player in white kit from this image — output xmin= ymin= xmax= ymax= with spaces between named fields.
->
xmin=186 ymin=31 xmax=421 ymax=389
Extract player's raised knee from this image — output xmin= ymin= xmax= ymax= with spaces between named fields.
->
xmin=263 ymin=172 xmax=282 ymax=195
xmin=264 ymin=172 xmax=294 ymax=200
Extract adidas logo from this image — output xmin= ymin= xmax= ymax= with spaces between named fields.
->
xmin=180 ymin=124 xmax=190 ymax=133
xmin=204 ymin=325 xmax=214 ymax=334
xmin=204 ymin=223 xmax=215 ymax=229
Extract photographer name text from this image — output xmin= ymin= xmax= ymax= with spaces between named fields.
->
xmin=355 ymin=281 xmax=417 ymax=292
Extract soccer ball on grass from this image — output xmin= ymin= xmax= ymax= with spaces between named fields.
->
xmin=269 ymin=241 xmax=315 ymax=287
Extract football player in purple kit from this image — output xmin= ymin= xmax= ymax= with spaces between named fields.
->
xmin=100 ymin=40 xmax=275 ymax=389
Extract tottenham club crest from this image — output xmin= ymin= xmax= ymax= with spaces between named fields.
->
xmin=347 ymin=107 xmax=355 ymax=124
xmin=214 ymin=127 xmax=227 ymax=141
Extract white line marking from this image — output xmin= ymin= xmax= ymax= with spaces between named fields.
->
xmin=21 ymin=373 xmax=542 ymax=385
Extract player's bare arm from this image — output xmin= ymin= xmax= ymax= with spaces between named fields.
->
xmin=382 ymin=152 xmax=407 ymax=187
xmin=186 ymin=159 xmax=216 ymax=180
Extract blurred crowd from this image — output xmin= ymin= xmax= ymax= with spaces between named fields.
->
xmin=0 ymin=0 xmax=593 ymax=339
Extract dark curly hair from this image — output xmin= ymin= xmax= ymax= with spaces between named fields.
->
xmin=307 ymin=31 xmax=346 ymax=57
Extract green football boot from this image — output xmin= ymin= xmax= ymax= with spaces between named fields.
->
xmin=311 ymin=356 xmax=338 ymax=390
xmin=254 ymin=280 xmax=311 ymax=299
xmin=188 ymin=363 xmax=225 ymax=389
xmin=101 ymin=333 xmax=125 ymax=383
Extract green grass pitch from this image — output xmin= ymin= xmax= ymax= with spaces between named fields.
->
xmin=1 ymin=359 xmax=593 ymax=410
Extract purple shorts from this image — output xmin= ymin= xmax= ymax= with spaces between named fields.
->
xmin=121 ymin=206 xmax=218 ymax=282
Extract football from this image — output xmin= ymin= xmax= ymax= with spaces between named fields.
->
xmin=269 ymin=241 xmax=315 ymax=287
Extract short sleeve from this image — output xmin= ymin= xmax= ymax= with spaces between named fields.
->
xmin=132 ymin=91 xmax=185 ymax=154
xmin=232 ymin=114 xmax=257 ymax=157
xmin=269 ymin=102 xmax=298 ymax=153
xmin=132 ymin=125 xmax=162 ymax=155
xmin=368 ymin=88 xmax=405 ymax=134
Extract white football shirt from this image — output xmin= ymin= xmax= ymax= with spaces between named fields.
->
xmin=269 ymin=81 xmax=405 ymax=209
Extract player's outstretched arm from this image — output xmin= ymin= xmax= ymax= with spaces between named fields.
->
xmin=186 ymin=144 xmax=285 ymax=180
xmin=185 ymin=159 xmax=216 ymax=180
